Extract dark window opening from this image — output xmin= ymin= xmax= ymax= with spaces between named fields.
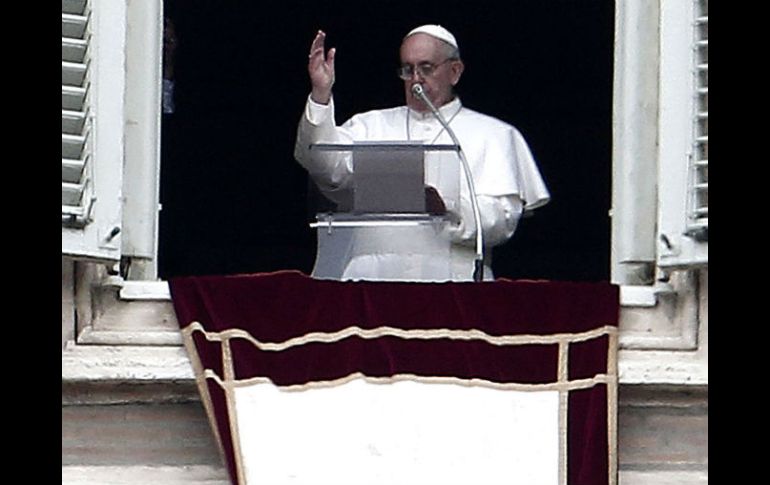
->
xmin=158 ymin=0 xmax=614 ymax=282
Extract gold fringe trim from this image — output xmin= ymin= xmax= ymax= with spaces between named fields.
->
xmin=181 ymin=321 xmax=617 ymax=351
xmin=201 ymin=369 xmax=614 ymax=393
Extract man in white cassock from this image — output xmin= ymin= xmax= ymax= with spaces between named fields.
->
xmin=294 ymin=25 xmax=550 ymax=282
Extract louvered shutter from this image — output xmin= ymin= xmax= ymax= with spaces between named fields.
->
xmin=657 ymin=0 xmax=708 ymax=268
xmin=686 ymin=1 xmax=708 ymax=242
xmin=62 ymin=0 xmax=125 ymax=262
xmin=62 ymin=0 xmax=93 ymax=226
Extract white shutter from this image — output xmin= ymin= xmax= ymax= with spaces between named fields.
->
xmin=62 ymin=0 xmax=94 ymax=226
xmin=656 ymin=0 xmax=708 ymax=268
xmin=62 ymin=0 xmax=126 ymax=262
xmin=685 ymin=1 xmax=708 ymax=242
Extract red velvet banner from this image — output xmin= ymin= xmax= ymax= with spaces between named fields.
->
xmin=170 ymin=270 xmax=619 ymax=485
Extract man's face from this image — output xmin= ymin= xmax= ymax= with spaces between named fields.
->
xmin=400 ymin=33 xmax=464 ymax=112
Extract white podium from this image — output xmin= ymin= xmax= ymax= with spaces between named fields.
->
xmin=308 ymin=141 xmax=461 ymax=281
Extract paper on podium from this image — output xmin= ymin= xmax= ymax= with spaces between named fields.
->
xmin=309 ymin=141 xmax=459 ymax=215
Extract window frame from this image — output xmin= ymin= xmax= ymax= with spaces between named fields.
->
xmin=610 ymin=0 xmax=708 ymax=355
xmin=69 ymin=1 xmax=709 ymax=283
xmin=62 ymin=0 xmax=708 ymax=389
xmin=120 ymin=0 xmax=164 ymax=280
xmin=62 ymin=0 xmax=163 ymax=275
xmin=612 ymin=0 xmax=708 ymax=283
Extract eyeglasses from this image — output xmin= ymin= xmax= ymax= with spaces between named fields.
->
xmin=397 ymin=58 xmax=455 ymax=80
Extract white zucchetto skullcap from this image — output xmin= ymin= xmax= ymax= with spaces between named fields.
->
xmin=405 ymin=24 xmax=459 ymax=50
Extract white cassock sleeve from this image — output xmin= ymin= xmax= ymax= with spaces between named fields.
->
xmin=440 ymin=115 xmax=547 ymax=249
xmin=294 ymin=96 xmax=358 ymax=192
xmin=445 ymin=194 xmax=524 ymax=248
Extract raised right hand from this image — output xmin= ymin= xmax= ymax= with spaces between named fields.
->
xmin=308 ymin=30 xmax=336 ymax=105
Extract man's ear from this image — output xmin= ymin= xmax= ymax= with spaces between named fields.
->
xmin=451 ymin=60 xmax=465 ymax=86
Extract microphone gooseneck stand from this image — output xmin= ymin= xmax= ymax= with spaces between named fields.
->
xmin=411 ymin=84 xmax=484 ymax=282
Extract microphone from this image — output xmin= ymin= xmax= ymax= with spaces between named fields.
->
xmin=411 ymin=84 xmax=485 ymax=282
xmin=411 ymin=82 xmax=426 ymax=98
xmin=411 ymin=84 xmax=439 ymax=118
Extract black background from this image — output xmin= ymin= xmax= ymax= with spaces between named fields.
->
xmin=158 ymin=0 xmax=614 ymax=282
